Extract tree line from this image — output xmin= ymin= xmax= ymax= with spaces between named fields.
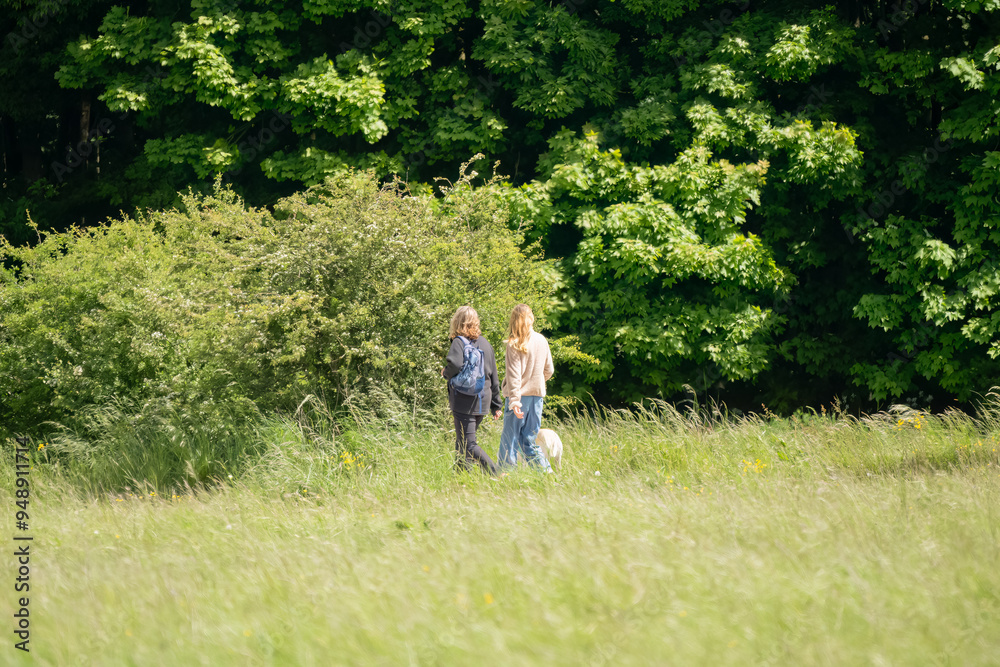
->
xmin=2 ymin=0 xmax=999 ymax=414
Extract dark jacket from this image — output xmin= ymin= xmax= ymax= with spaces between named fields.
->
xmin=443 ymin=335 xmax=502 ymax=416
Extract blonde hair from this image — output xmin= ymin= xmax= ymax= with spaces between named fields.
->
xmin=449 ymin=306 xmax=481 ymax=340
xmin=506 ymin=304 xmax=534 ymax=352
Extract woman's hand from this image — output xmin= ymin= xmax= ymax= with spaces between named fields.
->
xmin=513 ymin=405 xmax=524 ymax=419
xmin=493 ymin=410 xmax=502 ymax=420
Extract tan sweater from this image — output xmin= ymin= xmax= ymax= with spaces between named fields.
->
xmin=501 ymin=331 xmax=554 ymax=411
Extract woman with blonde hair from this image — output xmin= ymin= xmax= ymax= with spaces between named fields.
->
xmin=499 ymin=304 xmax=554 ymax=472
xmin=442 ymin=306 xmax=502 ymax=476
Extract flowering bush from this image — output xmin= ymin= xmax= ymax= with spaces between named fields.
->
xmin=0 ymin=166 xmax=549 ymax=435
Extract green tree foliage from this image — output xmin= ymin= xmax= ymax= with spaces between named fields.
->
xmin=0 ymin=166 xmax=549 ymax=433
xmin=843 ymin=1 xmax=1000 ymax=403
xmin=1 ymin=0 xmax=125 ymax=241
xmin=508 ymin=131 xmax=790 ymax=400
xmin=496 ymin=4 xmax=868 ymax=403
xmin=4 ymin=0 xmax=1000 ymax=411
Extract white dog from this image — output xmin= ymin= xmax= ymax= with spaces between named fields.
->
xmin=535 ymin=428 xmax=563 ymax=469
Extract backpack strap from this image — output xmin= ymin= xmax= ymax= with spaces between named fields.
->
xmin=448 ymin=336 xmax=469 ymax=389
xmin=452 ymin=335 xmax=488 ymax=412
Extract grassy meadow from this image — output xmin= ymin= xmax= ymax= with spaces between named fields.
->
xmin=4 ymin=399 xmax=1000 ymax=665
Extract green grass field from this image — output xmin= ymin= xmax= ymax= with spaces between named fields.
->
xmin=4 ymin=400 xmax=1000 ymax=665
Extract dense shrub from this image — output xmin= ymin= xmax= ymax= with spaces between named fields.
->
xmin=0 ymin=163 xmax=550 ymax=437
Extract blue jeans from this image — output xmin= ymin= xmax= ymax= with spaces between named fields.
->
xmin=498 ymin=396 xmax=551 ymax=472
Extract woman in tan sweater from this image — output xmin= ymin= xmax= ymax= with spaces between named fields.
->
xmin=498 ymin=304 xmax=554 ymax=472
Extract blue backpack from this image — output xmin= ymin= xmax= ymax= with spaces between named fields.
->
xmin=450 ymin=336 xmax=486 ymax=409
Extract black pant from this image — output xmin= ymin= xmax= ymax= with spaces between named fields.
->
xmin=453 ymin=412 xmax=499 ymax=476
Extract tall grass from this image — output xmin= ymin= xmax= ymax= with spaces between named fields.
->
xmin=19 ymin=392 xmax=999 ymax=499
xmin=4 ymin=395 xmax=1000 ymax=664
xmin=28 ymin=397 xmax=265 ymax=495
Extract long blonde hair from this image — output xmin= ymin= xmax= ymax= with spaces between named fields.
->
xmin=506 ymin=304 xmax=534 ymax=352
xmin=449 ymin=306 xmax=481 ymax=340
